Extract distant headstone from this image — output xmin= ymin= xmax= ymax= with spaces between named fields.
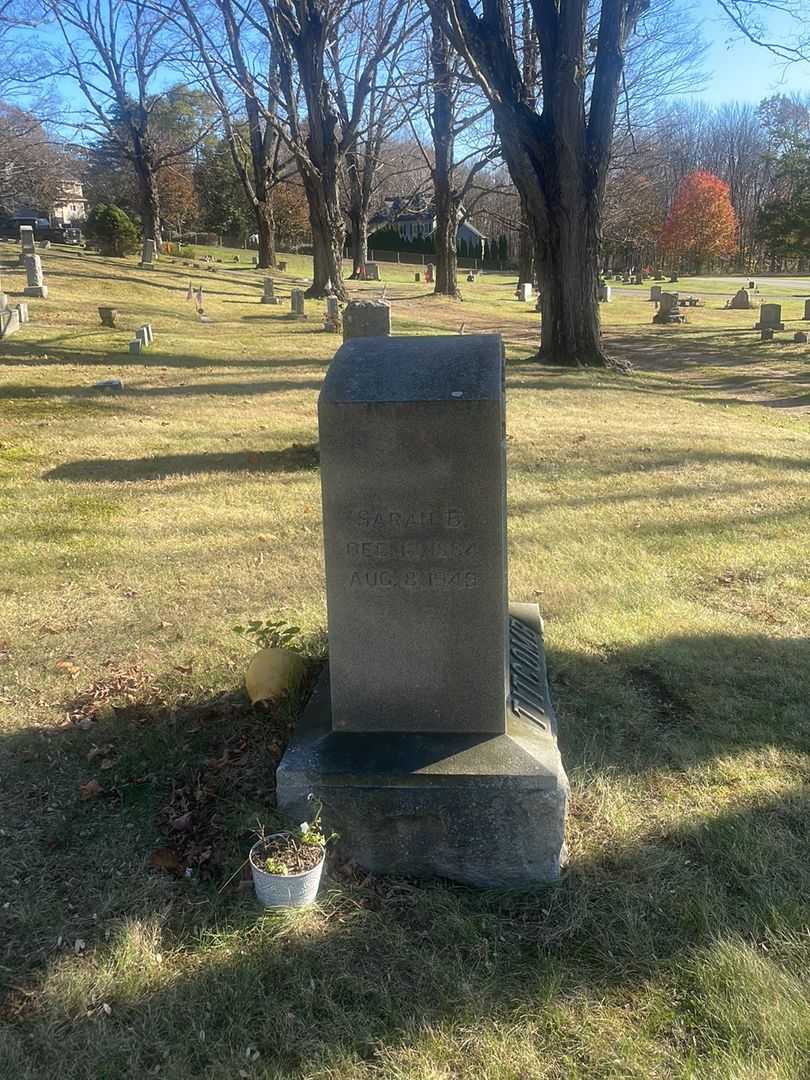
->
xmin=38 ymin=240 xmax=51 ymax=250
xmin=365 ymin=262 xmax=381 ymax=281
xmin=670 ymin=273 xmax=679 ymax=282
xmin=0 ymin=307 xmax=21 ymax=339
xmin=276 ymin=334 xmax=569 ymax=886
xmin=289 ymin=288 xmax=307 ymax=319
xmin=16 ymin=302 xmax=29 ymax=324
xmin=19 ymin=225 xmax=35 ymax=261
xmin=760 ymin=327 xmax=774 ymax=342
xmin=650 ymin=285 xmax=662 ymax=302
xmin=414 ymin=272 xmax=422 ymax=282
xmin=425 ymin=264 xmax=434 ymax=284
xmin=23 ymin=254 xmax=48 ymax=298
xmin=598 ymin=283 xmax=611 ymax=303
xmin=261 ymin=278 xmax=279 ymax=304
xmin=324 ymin=295 xmax=341 ymax=333
xmin=140 ymin=239 xmax=156 ymax=268
xmin=129 ymin=323 xmax=154 ymax=352
xmin=793 ymin=331 xmax=808 ymax=343
xmin=517 ymin=283 xmax=533 ymax=302
xmin=633 ymin=274 xmax=643 ymax=285
xmin=653 ymin=292 xmax=686 ymax=324
xmin=277 ymin=259 xmax=288 ymax=271
xmin=98 ymin=306 xmax=118 ymax=327
xmin=748 ymin=281 xmax=756 ymax=290
xmin=804 ymin=299 xmax=810 ymax=321
xmin=755 ymin=303 xmax=784 ymax=331
xmin=342 ymin=300 xmax=391 ymax=340
xmin=728 ymin=289 xmax=752 ymax=310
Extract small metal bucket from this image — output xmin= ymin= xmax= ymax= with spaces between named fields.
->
xmin=249 ymin=834 xmax=324 ymax=908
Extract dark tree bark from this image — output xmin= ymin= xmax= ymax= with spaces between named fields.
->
xmin=433 ymin=0 xmax=649 ymax=367
xmin=517 ymin=194 xmax=534 ymax=287
xmin=430 ymin=12 xmax=460 ymax=297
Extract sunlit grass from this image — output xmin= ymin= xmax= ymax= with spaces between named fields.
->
xmin=1 ymin=242 xmax=809 ymax=1078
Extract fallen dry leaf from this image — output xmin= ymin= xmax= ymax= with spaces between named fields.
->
xmin=99 ymin=758 xmax=114 ymax=770
xmin=170 ymin=812 xmax=193 ymax=832
xmin=174 ymin=663 xmax=193 ymax=675
xmin=79 ymin=779 xmax=103 ymax=800
xmin=148 ymin=847 xmax=182 ymax=874
xmin=55 ymin=659 xmax=80 ymax=676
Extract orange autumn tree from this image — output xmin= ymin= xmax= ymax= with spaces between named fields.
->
xmin=660 ymin=171 xmax=738 ymax=271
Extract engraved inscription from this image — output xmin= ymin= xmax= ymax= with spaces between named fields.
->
xmin=354 ymin=508 xmax=464 ymax=530
xmin=346 ymin=506 xmax=479 ymax=590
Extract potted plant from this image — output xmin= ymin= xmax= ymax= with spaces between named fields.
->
xmin=249 ymin=812 xmax=330 ymax=908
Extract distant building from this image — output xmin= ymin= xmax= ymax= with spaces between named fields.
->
xmin=369 ymin=195 xmax=487 ymax=256
xmin=51 ymin=180 xmax=88 ymax=225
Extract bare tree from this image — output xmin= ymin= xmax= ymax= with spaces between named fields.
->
xmin=230 ymin=0 xmax=417 ymax=298
xmin=174 ymin=0 xmax=292 ymax=267
xmin=430 ymin=0 xmax=650 ymax=367
xmin=41 ymin=0 xmax=202 ymax=245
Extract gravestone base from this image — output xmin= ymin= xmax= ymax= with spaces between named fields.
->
xmin=23 ymin=285 xmax=48 ymax=299
xmin=261 ymin=296 xmax=280 ymax=305
xmin=278 ymin=604 xmax=569 ymax=887
xmin=139 ymin=263 xmax=155 ymax=270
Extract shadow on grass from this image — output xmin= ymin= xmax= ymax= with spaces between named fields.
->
xmin=1 ymin=631 xmax=809 ymax=1076
xmin=44 ymin=442 xmax=320 ymax=482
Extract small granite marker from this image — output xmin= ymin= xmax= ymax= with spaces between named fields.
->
xmin=650 ymin=285 xmax=662 ymax=302
xmin=517 ymin=283 xmax=533 ymax=302
xmin=288 ymin=288 xmax=307 ymax=320
xmin=324 ymin=295 xmax=341 ymax=333
xmin=277 ymin=334 xmax=569 ymax=886
xmin=755 ymin=303 xmax=784 ymax=331
xmin=342 ymin=300 xmax=391 ymax=341
xmin=365 ymin=262 xmax=381 ymax=281
xmin=23 ymin=254 xmax=48 ymax=298
xmin=261 ymin=277 xmax=279 ymax=305
xmin=598 ymin=283 xmax=612 ymax=303
xmin=804 ymin=299 xmax=810 ymax=321
xmin=19 ymin=225 xmax=35 ymax=263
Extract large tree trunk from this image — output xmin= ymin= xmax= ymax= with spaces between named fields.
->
xmin=133 ymin=151 xmax=162 ymax=247
xmin=433 ymin=197 xmax=459 ymax=296
xmin=304 ymin=171 xmax=347 ymax=299
xmin=500 ymin=122 xmax=608 ymax=368
xmin=517 ymin=195 xmax=535 ymax=287
xmin=430 ymin=12 xmax=459 ymax=298
xmin=348 ymin=209 xmax=368 ymax=277
xmin=255 ymin=198 xmax=276 ymax=269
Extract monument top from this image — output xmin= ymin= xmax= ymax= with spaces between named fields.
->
xmin=322 ymin=334 xmax=503 ymax=404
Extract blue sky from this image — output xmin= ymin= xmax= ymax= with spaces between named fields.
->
xmin=693 ymin=0 xmax=807 ymax=104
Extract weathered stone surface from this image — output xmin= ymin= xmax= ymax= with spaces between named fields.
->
xmin=261 ymin=277 xmax=279 ymax=304
xmin=288 ymin=288 xmax=307 ymax=319
xmin=0 ymin=307 xmax=20 ymax=339
xmin=342 ymin=300 xmax=391 ymax=340
xmin=19 ymin=225 xmax=35 ymax=258
xmin=653 ymin=292 xmax=686 ymax=324
xmin=365 ymin=262 xmax=381 ymax=281
xmin=650 ymin=285 xmax=662 ymax=302
xmin=517 ymin=283 xmax=533 ymax=302
xmin=728 ymin=289 xmax=752 ymax=310
xmin=16 ymin=302 xmax=29 ymax=324
xmin=598 ymin=283 xmax=612 ymax=303
xmin=98 ymin=306 xmax=117 ymax=327
xmin=276 ymin=333 xmax=569 ymax=886
xmin=755 ymin=303 xmax=784 ymax=330
xmin=793 ymin=331 xmax=807 ymax=343
xmin=319 ymin=334 xmax=507 ymax=734
xmin=277 ymin=604 xmax=568 ymax=886
xmin=804 ymin=299 xmax=810 ymax=321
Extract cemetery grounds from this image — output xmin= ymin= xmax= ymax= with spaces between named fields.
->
xmin=1 ymin=242 xmax=809 ymax=1079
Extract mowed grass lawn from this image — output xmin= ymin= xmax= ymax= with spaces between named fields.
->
xmin=1 ymin=242 xmax=810 ymax=1079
